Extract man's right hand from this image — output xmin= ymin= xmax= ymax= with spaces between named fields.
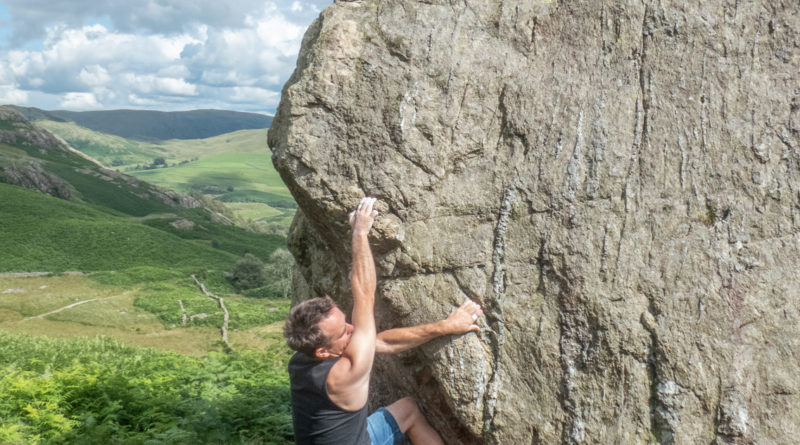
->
xmin=349 ymin=197 xmax=378 ymax=237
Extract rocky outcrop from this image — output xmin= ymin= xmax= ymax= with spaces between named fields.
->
xmin=268 ymin=1 xmax=800 ymax=444
xmin=3 ymin=160 xmax=73 ymax=200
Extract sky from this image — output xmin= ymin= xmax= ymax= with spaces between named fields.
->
xmin=0 ymin=0 xmax=332 ymax=115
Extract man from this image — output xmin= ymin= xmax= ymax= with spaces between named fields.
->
xmin=284 ymin=197 xmax=483 ymax=445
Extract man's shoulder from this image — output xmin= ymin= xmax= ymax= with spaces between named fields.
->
xmin=289 ymin=352 xmax=339 ymax=378
xmin=288 ymin=351 xmax=307 ymax=364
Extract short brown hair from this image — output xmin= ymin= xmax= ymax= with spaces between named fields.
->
xmin=283 ymin=296 xmax=336 ymax=356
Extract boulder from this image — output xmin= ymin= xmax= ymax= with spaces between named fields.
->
xmin=268 ymin=1 xmax=800 ymax=443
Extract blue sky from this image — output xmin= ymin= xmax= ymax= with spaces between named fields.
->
xmin=0 ymin=1 xmax=331 ymax=114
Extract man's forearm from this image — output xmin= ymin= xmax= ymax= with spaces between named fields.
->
xmin=376 ymin=321 xmax=450 ymax=354
xmin=351 ymin=231 xmax=376 ymax=306
xmin=376 ymin=299 xmax=484 ymax=354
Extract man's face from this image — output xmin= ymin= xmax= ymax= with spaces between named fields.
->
xmin=315 ymin=306 xmax=354 ymax=359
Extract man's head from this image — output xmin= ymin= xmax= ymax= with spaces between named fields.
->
xmin=284 ymin=296 xmax=354 ymax=359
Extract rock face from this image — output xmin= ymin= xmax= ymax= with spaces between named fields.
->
xmin=268 ymin=1 xmax=800 ymax=443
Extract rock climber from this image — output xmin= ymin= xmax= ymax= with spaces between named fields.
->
xmin=284 ymin=196 xmax=484 ymax=444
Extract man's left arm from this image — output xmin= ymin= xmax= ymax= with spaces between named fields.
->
xmin=376 ymin=300 xmax=483 ymax=354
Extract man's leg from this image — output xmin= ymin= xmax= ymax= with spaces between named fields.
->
xmin=385 ymin=397 xmax=444 ymax=445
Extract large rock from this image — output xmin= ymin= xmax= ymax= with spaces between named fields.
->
xmin=268 ymin=1 xmax=800 ymax=443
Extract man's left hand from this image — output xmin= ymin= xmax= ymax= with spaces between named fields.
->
xmin=443 ymin=300 xmax=483 ymax=334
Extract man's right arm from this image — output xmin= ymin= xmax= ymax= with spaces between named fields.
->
xmin=327 ymin=197 xmax=378 ymax=411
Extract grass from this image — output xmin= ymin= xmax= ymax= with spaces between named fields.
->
xmin=0 ymin=111 xmax=297 ymax=443
xmin=2 ymin=138 xmax=177 ymax=217
xmin=0 ymin=271 xmax=291 ymax=355
xmin=141 ymin=214 xmax=286 ymax=258
xmin=0 ymin=183 xmax=248 ymax=273
xmin=129 ymin=152 xmax=296 ymax=233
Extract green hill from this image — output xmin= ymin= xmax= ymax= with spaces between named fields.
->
xmin=7 ymin=106 xmax=272 ymax=141
xmin=0 ymin=106 xmax=285 ymax=272
xmin=0 ymin=183 xmax=241 ymax=272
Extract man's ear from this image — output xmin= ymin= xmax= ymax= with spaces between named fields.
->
xmin=315 ymin=347 xmax=335 ymax=359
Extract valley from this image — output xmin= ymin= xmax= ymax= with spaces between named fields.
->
xmin=0 ymin=106 xmax=296 ymax=443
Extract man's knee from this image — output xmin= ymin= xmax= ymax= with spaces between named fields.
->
xmin=386 ymin=396 xmax=423 ymax=432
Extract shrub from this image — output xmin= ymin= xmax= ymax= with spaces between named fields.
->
xmin=229 ymin=254 xmax=267 ymax=291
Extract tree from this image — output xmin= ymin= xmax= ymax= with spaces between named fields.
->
xmin=263 ymin=249 xmax=294 ymax=299
xmin=229 ymin=254 xmax=267 ymax=291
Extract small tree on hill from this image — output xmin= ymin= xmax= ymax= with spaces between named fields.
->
xmin=230 ymin=253 xmax=267 ymax=290
xmin=263 ymin=249 xmax=294 ymax=299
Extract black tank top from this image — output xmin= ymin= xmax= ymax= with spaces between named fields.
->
xmin=288 ymin=352 xmax=370 ymax=445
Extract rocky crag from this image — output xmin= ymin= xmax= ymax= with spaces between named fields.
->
xmin=268 ymin=1 xmax=799 ymax=443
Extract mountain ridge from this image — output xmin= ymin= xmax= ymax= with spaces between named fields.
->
xmin=5 ymin=105 xmax=272 ymax=142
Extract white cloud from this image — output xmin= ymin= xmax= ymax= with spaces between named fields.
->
xmin=79 ymin=65 xmax=111 ymax=86
xmin=128 ymin=93 xmax=159 ymax=106
xmin=228 ymin=86 xmax=280 ymax=103
xmin=0 ymin=86 xmax=29 ymax=104
xmin=60 ymin=92 xmax=101 ymax=109
xmin=254 ymin=14 xmax=305 ymax=57
xmin=121 ymin=74 xmax=198 ymax=96
xmin=0 ymin=1 xmax=333 ymax=112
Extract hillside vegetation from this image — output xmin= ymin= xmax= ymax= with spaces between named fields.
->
xmin=0 ymin=332 xmax=293 ymax=444
xmin=0 ymin=184 xmax=244 ymax=272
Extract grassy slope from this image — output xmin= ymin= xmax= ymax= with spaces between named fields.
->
xmin=130 ymin=151 xmax=295 ymax=229
xmin=0 ymin=183 xmax=239 ymax=272
xmin=0 ymin=271 xmax=290 ymax=355
xmin=1 ymin=128 xmax=175 ymax=217
xmin=35 ymin=120 xmax=169 ymax=165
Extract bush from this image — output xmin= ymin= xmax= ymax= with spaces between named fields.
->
xmin=229 ymin=254 xmax=267 ymax=291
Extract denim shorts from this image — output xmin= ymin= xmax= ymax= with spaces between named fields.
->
xmin=367 ymin=407 xmax=406 ymax=445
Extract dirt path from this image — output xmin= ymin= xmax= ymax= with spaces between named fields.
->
xmin=22 ymin=291 xmax=131 ymax=320
xmin=0 ymin=272 xmax=84 ymax=278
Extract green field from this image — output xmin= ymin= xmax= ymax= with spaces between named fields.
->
xmin=0 ymin=183 xmax=257 ymax=273
xmin=130 ymin=152 xmax=295 ymax=232
xmin=130 ymin=153 xmax=284 ymax=196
